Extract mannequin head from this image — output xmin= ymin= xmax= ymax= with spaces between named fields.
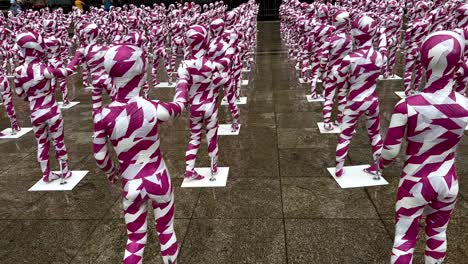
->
xmin=81 ymin=23 xmax=99 ymax=45
xmin=185 ymin=25 xmax=208 ymax=58
xmin=333 ymin=9 xmax=350 ymax=32
xmin=350 ymin=14 xmax=377 ymax=47
xmin=16 ymin=31 xmax=45 ymax=59
xmin=43 ymin=19 xmax=56 ymax=35
xmin=210 ymin=18 xmax=225 ymax=38
xmin=225 ymin=11 xmax=238 ymax=27
xmin=104 ymin=44 xmax=146 ymax=100
xmin=421 ymin=31 xmax=464 ymax=86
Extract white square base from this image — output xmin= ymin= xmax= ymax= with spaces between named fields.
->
xmin=241 ymin=80 xmax=249 ymax=86
xmin=242 ymin=68 xmax=251 ymax=73
xmin=7 ymin=75 xmax=14 ymax=79
xmin=218 ymin=124 xmax=241 ymax=136
xmin=299 ymin=78 xmax=311 ymax=84
xmin=394 ymin=91 xmax=406 ymax=99
xmin=327 ymin=165 xmax=389 ymax=189
xmin=58 ymin=101 xmax=80 ymax=109
xmin=317 ymin=122 xmax=341 ymax=134
xmin=155 ymin=82 xmax=176 ymax=88
xmin=0 ymin=127 xmax=33 ymax=139
xmin=181 ymin=167 xmax=229 ymax=188
xmin=28 ymin=171 xmax=89 ymax=191
xmin=379 ymin=75 xmax=402 ymax=80
xmin=221 ymin=97 xmax=247 ymax=105
xmin=84 ymin=86 xmax=93 ymax=90
xmin=306 ymin=94 xmax=325 ymax=102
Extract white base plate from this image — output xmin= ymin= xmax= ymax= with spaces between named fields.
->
xmin=181 ymin=167 xmax=229 ymax=188
xmin=58 ymin=101 xmax=80 ymax=109
xmin=299 ymin=78 xmax=311 ymax=84
xmin=242 ymin=68 xmax=251 ymax=73
xmin=394 ymin=91 xmax=406 ymax=99
xmin=327 ymin=165 xmax=388 ymax=189
xmin=84 ymin=86 xmax=93 ymax=90
xmin=0 ymin=127 xmax=33 ymax=139
xmin=317 ymin=122 xmax=341 ymax=134
xmin=379 ymin=75 xmax=402 ymax=80
xmin=221 ymin=96 xmax=247 ymax=105
xmin=218 ymin=124 xmax=241 ymax=136
xmin=306 ymin=94 xmax=325 ymax=102
xmin=241 ymin=80 xmax=249 ymax=86
xmin=28 ymin=170 xmax=89 ymax=191
xmin=155 ymin=82 xmax=176 ymax=88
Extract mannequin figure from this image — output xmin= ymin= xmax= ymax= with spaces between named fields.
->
xmin=167 ymin=10 xmax=186 ymax=84
xmin=184 ymin=25 xmax=228 ymax=180
xmin=379 ymin=31 xmax=468 ymax=264
xmin=320 ymin=10 xmax=353 ymax=130
xmin=70 ymin=23 xmax=112 ymax=113
xmin=93 ymin=44 xmax=187 ymax=264
xmin=334 ymin=15 xmax=385 ymax=177
xmin=403 ymin=1 xmax=432 ymax=95
xmin=149 ymin=22 xmax=168 ymax=88
xmin=0 ymin=28 xmax=20 ymax=135
xmin=14 ymin=31 xmax=79 ymax=182
xmin=310 ymin=5 xmax=335 ymax=99
xmin=382 ymin=0 xmax=403 ymax=78
xmin=43 ymin=19 xmax=69 ymax=105
xmin=223 ymin=10 xmax=242 ymax=132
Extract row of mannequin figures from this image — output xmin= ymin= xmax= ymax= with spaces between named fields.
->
xmin=281 ymin=1 xmax=468 ymax=264
xmin=3 ymin=2 xmax=259 ymax=264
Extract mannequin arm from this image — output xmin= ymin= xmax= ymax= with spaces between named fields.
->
xmin=93 ymin=111 xmax=118 ymax=182
xmin=152 ymin=63 xmax=188 ymax=122
xmin=379 ymin=99 xmax=408 ymax=169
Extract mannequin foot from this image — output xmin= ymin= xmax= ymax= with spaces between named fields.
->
xmin=63 ymin=98 xmax=70 ymax=105
xmin=211 ymin=161 xmax=218 ymax=176
xmin=231 ymin=121 xmax=240 ymax=132
xmin=43 ymin=172 xmax=61 ymax=183
xmin=363 ymin=165 xmax=378 ymax=175
xmin=311 ymin=93 xmax=319 ymax=99
xmin=323 ymin=122 xmax=334 ymax=131
xmin=335 ymin=168 xmax=344 ymax=178
xmin=184 ymin=170 xmax=205 ymax=180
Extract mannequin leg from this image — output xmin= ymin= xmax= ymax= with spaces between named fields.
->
xmin=82 ymin=64 xmax=90 ymax=87
xmin=309 ymin=56 xmax=321 ymax=98
xmin=32 ymin=118 xmax=59 ymax=182
xmin=424 ymin=177 xmax=458 ymax=264
xmin=413 ymin=57 xmax=424 ymax=93
xmin=152 ymin=54 xmax=161 ymax=87
xmin=49 ymin=111 xmax=71 ymax=178
xmin=150 ymin=173 xmax=179 ymax=264
xmin=386 ymin=42 xmax=398 ymax=77
xmin=167 ymin=45 xmax=177 ymax=83
xmin=185 ymin=106 xmax=205 ymax=178
xmin=335 ymin=101 xmax=364 ymax=177
xmin=322 ymin=77 xmax=337 ymax=129
xmin=0 ymin=77 xmax=19 ymax=132
xmin=301 ymin=55 xmax=310 ymax=82
xmin=404 ymin=47 xmax=417 ymax=95
xmin=59 ymin=75 xmax=69 ymax=104
xmin=204 ymin=102 xmax=219 ymax=173
xmin=122 ymin=178 xmax=148 ymax=264
xmin=363 ymin=100 xmax=383 ymax=173
xmin=226 ymin=82 xmax=240 ymax=130
xmin=391 ymin=178 xmax=426 ymax=264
